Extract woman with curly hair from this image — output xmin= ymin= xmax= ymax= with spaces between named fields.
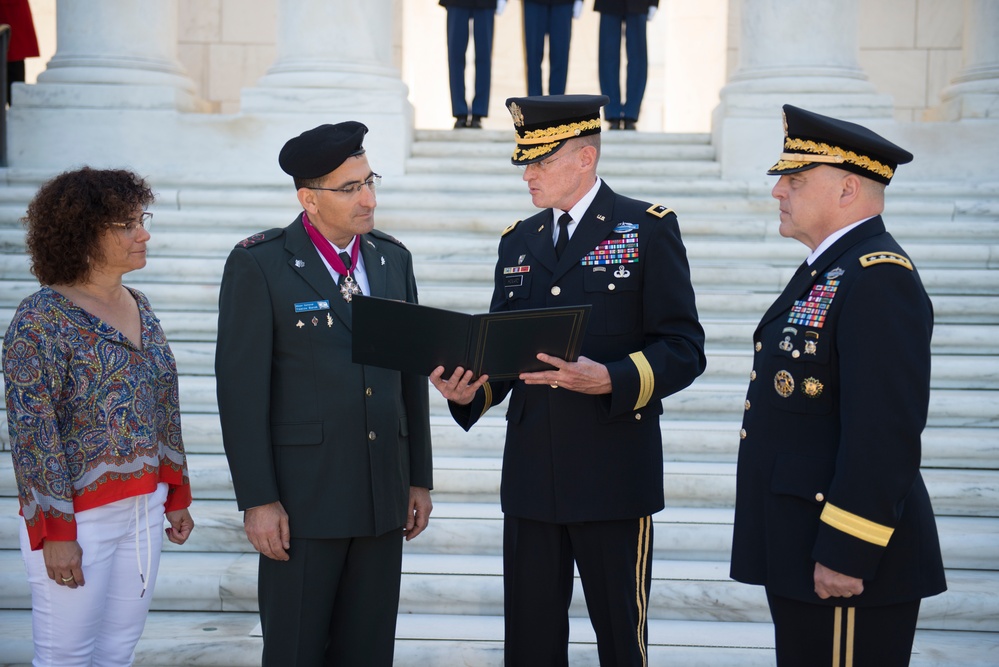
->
xmin=3 ymin=166 xmax=194 ymax=666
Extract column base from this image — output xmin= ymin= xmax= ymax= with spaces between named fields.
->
xmin=11 ymin=82 xmax=211 ymax=113
xmin=931 ymin=78 xmax=999 ymax=121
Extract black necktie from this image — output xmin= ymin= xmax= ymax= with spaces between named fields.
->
xmin=338 ymin=251 xmax=352 ymax=288
xmin=554 ymin=212 xmax=571 ymax=259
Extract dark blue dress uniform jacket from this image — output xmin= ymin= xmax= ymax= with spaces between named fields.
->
xmin=451 ymin=182 xmax=705 ymax=523
xmin=730 ymin=216 xmax=946 ymax=606
xmin=215 ymin=215 xmax=433 ymax=539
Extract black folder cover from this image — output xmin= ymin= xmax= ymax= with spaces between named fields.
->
xmin=352 ymin=295 xmax=591 ymax=379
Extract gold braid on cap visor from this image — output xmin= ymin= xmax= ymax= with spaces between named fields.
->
xmin=518 ymin=118 xmax=602 ymax=145
xmin=775 ymin=138 xmax=895 ymax=180
xmin=513 ymin=142 xmax=561 ymax=162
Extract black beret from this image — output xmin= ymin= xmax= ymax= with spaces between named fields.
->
xmin=767 ymin=105 xmax=913 ymax=185
xmin=278 ymin=121 xmax=368 ymax=180
xmin=505 ymin=94 xmax=609 ymax=165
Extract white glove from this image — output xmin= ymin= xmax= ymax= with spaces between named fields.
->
xmin=496 ymin=0 xmax=507 ymax=15
xmin=647 ymin=5 xmax=657 ymax=21
xmin=573 ymin=0 xmax=583 ymax=19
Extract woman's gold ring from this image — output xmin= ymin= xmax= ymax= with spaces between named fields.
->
xmin=60 ymin=576 xmax=74 ymax=582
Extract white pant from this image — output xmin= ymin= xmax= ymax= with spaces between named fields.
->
xmin=19 ymin=483 xmax=168 ymax=667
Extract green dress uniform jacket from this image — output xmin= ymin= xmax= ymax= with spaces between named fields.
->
xmin=451 ymin=181 xmax=705 ymax=522
xmin=730 ymin=216 xmax=946 ymax=606
xmin=215 ymin=214 xmax=433 ymax=538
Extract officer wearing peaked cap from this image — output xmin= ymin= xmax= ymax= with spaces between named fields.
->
xmin=730 ymin=105 xmax=946 ymax=666
xmin=216 ymin=122 xmax=433 ymax=666
xmin=431 ymin=94 xmax=706 ymax=666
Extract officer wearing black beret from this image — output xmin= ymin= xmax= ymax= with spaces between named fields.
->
xmin=730 ymin=105 xmax=947 ymax=666
xmin=216 ymin=122 xmax=433 ymax=666
xmin=431 ymin=94 xmax=706 ymax=665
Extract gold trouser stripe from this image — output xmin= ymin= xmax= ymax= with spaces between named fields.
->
xmin=832 ymin=607 xmax=856 ymax=667
xmin=629 ymin=351 xmax=655 ymax=411
xmin=634 ymin=516 xmax=651 ymax=667
xmin=820 ymin=503 xmax=894 ymax=546
xmin=832 ymin=607 xmax=841 ymax=667
xmin=479 ymin=382 xmax=493 ymax=419
xmin=846 ymin=607 xmax=855 ymax=667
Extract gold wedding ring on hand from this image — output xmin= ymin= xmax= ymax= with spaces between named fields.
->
xmin=550 ymin=380 xmax=558 ymax=388
xmin=60 ymin=575 xmax=74 ymax=583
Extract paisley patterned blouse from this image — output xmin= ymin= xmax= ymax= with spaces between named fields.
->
xmin=3 ymin=286 xmax=192 ymax=549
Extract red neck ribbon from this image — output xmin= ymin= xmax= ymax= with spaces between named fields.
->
xmin=302 ymin=212 xmax=359 ymax=276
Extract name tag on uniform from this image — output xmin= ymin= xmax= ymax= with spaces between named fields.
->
xmin=294 ymin=300 xmax=330 ymax=313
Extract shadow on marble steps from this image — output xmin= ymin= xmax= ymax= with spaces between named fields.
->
xmin=0 ymin=609 xmax=997 ymax=667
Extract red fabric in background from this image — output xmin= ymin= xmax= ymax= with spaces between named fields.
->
xmin=0 ymin=0 xmax=40 ymax=62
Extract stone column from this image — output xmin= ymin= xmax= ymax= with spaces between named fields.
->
xmin=713 ymin=0 xmax=893 ymax=180
xmin=241 ymin=0 xmax=413 ymax=175
xmin=21 ymin=0 xmax=203 ymax=110
xmin=936 ymin=0 xmax=999 ymax=120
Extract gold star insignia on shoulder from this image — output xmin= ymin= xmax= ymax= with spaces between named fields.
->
xmin=502 ymin=220 xmax=522 ymax=237
xmin=859 ymin=252 xmax=913 ymax=270
xmin=646 ymin=204 xmax=674 ymax=219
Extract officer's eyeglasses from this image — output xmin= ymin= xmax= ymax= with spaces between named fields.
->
xmin=309 ymin=174 xmax=382 ymax=196
xmin=109 ymin=212 xmax=153 ymax=233
xmin=517 ymin=148 xmax=581 ymax=172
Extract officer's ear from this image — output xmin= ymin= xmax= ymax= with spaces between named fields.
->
xmin=297 ymin=187 xmax=320 ymax=214
xmin=577 ymin=144 xmax=598 ymax=172
xmin=837 ymin=172 xmax=862 ymax=208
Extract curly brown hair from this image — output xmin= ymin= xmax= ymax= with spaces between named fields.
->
xmin=23 ymin=167 xmax=154 ymax=285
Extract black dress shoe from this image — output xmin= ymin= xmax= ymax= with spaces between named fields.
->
xmin=454 ymin=117 xmax=469 ymax=129
xmin=622 ymin=119 xmax=637 ymax=130
xmin=607 ymin=119 xmax=622 ymax=130
xmin=469 ymin=115 xmax=483 ymax=129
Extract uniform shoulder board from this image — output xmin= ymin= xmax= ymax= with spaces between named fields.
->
xmin=369 ymin=228 xmax=407 ymax=250
xmin=502 ymin=220 xmax=522 ymax=237
xmin=646 ymin=204 xmax=674 ymax=219
xmin=859 ymin=252 xmax=913 ymax=271
xmin=235 ymin=228 xmax=283 ymax=249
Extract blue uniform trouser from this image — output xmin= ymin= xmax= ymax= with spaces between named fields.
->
xmin=523 ymin=1 xmax=574 ymax=96
xmin=597 ymin=12 xmax=649 ymax=122
xmin=446 ymin=7 xmax=495 ymax=118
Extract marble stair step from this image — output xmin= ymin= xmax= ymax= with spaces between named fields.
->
xmin=9 ymin=373 xmax=977 ymax=426
xmin=0 ymin=549 xmax=995 ymax=632
xmin=8 ymin=253 xmax=998 ymax=299
xmin=1 ymin=499 xmax=995 ymax=570
xmin=2 ymin=410 xmax=993 ymax=472
xmin=3 ymin=310 xmax=993 ymax=358
xmin=3 ymin=446 xmax=998 ymax=513
xmin=8 ymin=452 xmax=984 ymax=516
xmin=2 ymin=278 xmax=994 ymax=325
xmin=0 ymin=608 xmax=994 ymax=667
xmin=3 ymin=226 xmax=998 ymax=269
xmin=17 ymin=337 xmax=983 ymax=392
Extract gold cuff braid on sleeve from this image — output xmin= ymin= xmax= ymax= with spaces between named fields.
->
xmin=820 ymin=502 xmax=894 ymax=547
xmin=629 ymin=351 xmax=655 ymax=411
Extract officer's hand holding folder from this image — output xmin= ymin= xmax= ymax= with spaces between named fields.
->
xmin=352 ymin=295 xmax=591 ymax=379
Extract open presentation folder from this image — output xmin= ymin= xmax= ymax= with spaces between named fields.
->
xmin=351 ymin=295 xmax=591 ymax=380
